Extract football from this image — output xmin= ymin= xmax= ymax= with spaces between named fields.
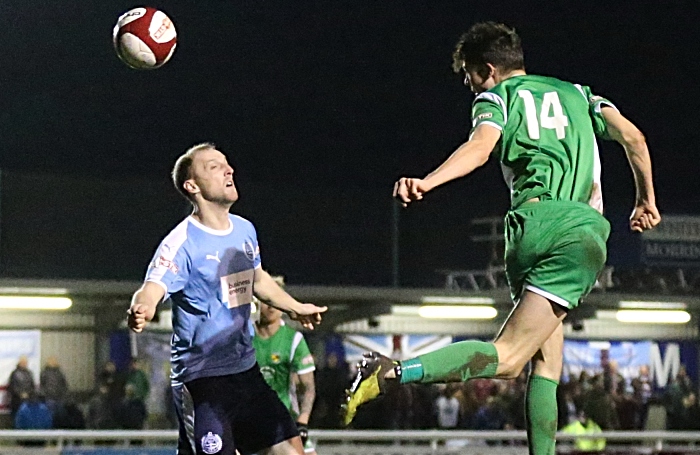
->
xmin=113 ymin=7 xmax=177 ymax=70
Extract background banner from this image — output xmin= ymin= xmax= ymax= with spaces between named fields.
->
xmin=562 ymin=339 xmax=697 ymax=389
xmin=341 ymin=334 xmax=697 ymax=391
xmin=343 ymin=334 xmax=453 ymax=363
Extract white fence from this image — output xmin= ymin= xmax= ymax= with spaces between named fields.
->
xmin=0 ymin=430 xmax=700 ymax=454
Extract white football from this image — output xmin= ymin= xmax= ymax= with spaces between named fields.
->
xmin=113 ymin=6 xmax=177 ymax=70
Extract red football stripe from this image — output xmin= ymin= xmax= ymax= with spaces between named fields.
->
xmin=117 ymin=7 xmax=176 ymax=65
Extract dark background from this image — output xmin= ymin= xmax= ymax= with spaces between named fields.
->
xmin=0 ymin=1 xmax=698 ymax=286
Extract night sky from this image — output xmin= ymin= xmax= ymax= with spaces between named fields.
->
xmin=1 ymin=1 xmax=698 ymax=285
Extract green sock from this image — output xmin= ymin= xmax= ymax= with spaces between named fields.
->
xmin=526 ymin=375 xmax=559 ymax=455
xmin=399 ymin=341 xmax=498 ymax=384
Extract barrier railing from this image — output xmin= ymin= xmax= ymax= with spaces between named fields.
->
xmin=0 ymin=430 xmax=700 ymax=454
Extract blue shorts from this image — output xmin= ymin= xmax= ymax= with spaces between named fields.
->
xmin=172 ymin=365 xmax=299 ymax=455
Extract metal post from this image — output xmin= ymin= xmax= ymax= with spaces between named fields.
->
xmin=391 ymin=200 xmax=400 ymax=287
xmin=0 ymin=169 xmax=3 ymax=274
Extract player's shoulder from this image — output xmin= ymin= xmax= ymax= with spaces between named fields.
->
xmin=278 ymin=323 xmax=301 ymax=339
xmin=230 ymin=213 xmax=256 ymax=232
xmin=159 ymin=218 xmax=193 ymax=255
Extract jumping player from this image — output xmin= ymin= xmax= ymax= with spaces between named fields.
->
xmin=128 ymin=143 xmax=327 ymax=455
xmin=343 ymin=22 xmax=660 ymax=455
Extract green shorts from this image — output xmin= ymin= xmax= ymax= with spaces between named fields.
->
xmin=504 ymin=200 xmax=610 ymax=309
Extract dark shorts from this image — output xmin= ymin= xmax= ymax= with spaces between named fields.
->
xmin=172 ymin=365 xmax=299 ymax=455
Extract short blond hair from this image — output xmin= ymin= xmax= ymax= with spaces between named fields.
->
xmin=171 ymin=142 xmax=216 ymax=201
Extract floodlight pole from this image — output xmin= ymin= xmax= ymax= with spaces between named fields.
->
xmin=391 ymin=200 xmax=400 ymax=287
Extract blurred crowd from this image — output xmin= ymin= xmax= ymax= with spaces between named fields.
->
xmin=7 ymin=356 xmax=150 ymax=430
xmin=5 ymin=353 xmax=700 ymax=436
xmin=316 ymin=356 xmax=700 ymax=434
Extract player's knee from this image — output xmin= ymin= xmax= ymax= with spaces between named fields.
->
xmin=494 ymin=351 xmax=529 ymax=379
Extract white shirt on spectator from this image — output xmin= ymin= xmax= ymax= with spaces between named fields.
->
xmin=436 ymin=395 xmax=460 ymax=428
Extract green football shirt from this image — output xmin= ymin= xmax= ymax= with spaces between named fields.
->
xmin=471 ymin=74 xmax=616 ymax=211
xmin=253 ymin=323 xmax=315 ymax=418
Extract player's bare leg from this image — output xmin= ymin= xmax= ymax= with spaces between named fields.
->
xmin=259 ymin=437 xmax=304 ymax=455
xmin=492 ymin=291 xmax=567 ymax=379
xmin=531 ymin=322 xmax=564 ymax=381
xmin=343 ymin=290 xmax=566 ymax=425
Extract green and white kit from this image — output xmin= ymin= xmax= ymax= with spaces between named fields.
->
xmin=471 ymin=75 xmax=613 ymax=308
xmin=254 ymin=323 xmax=316 ymax=452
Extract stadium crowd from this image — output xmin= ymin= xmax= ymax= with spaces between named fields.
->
xmin=7 ymin=357 xmax=150 ymax=430
xmin=343 ymin=361 xmax=700 ymax=433
xmin=5 ymin=353 xmax=699 ymax=434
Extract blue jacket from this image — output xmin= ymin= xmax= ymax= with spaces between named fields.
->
xmin=15 ymin=401 xmax=53 ymax=429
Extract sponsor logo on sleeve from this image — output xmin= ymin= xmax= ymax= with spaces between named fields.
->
xmin=243 ymin=241 xmax=257 ymax=261
xmin=476 ymin=112 xmax=493 ymax=120
xmin=151 ymin=255 xmax=179 ymax=274
xmin=301 ymin=354 xmax=314 ymax=365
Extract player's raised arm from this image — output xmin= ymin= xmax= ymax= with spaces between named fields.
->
xmin=393 ymin=124 xmax=501 ymax=206
xmin=253 ymin=268 xmax=327 ymax=329
xmin=601 ymin=107 xmax=661 ymax=232
xmin=128 ymin=281 xmax=165 ymax=333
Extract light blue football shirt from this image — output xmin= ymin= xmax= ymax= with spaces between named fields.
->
xmin=145 ymin=214 xmax=261 ymax=383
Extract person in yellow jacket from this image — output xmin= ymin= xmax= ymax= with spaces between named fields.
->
xmin=562 ymin=410 xmax=606 ymax=452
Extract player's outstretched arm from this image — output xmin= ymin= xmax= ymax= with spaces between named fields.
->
xmin=393 ymin=124 xmax=501 ymax=207
xmin=602 ymin=107 xmax=661 ymax=232
xmin=128 ymin=281 xmax=165 ymax=333
xmin=253 ymin=268 xmax=327 ymax=329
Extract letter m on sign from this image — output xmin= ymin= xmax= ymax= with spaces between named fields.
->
xmin=649 ymin=342 xmax=680 ymax=388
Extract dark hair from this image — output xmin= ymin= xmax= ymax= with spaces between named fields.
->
xmin=171 ymin=142 xmax=216 ymax=201
xmin=452 ymin=22 xmax=524 ymax=74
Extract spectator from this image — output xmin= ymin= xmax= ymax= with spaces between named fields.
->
xmin=125 ymin=358 xmax=150 ymax=403
xmin=502 ymin=374 xmax=527 ymax=430
xmin=117 ymin=383 xmax=148 ymax=429
xmin=582 ymin=374 xmax=619 ymax=430
xmin=8 ymin=356 xmax=36 ymax=417
xmin=604 ymin=360 xmax=626 ymax=397
xmin=577 ymin=370 xmax=593 ymax=394
xmin=387 ymin=381 xmax=417 ymax=429
xmin=679 ymin=392 xmax=700 ymax=430
xmin=635 ymin=365 xmax=653 ymax=428
xmin=455 ymin=382 xmax=480 ymax=429
xmin=412 ymin=383 xmax=438 ymax=429
xmin=15 ymin=391 xmax=52 ymax=430
xmin=664 ymin=365 xmax=694 ymax=430
xmin=615 ymin=385 xmax=642 ymax=430
xmin=53 ymin=400 xmax=86 ymax=430
xmin=434 ymin=385 xmax=460 ymax=429
xmin=40 ymin=356 xmax=69 ymax=404
xmin=312 ymin=353 xmax=349 ymax=428
xmin=98 ymin=361 xmax=117 ymax=388
xmin=98 ymin=361 xmax=124 ymax=412
xmin=562 ymin=409 xmax=606 ymax=452
xmin=87 ymin=385 xmax=116 ymax=429
xmin=473 ymin=392 xmax=507 ymax=431
xmin=558 ymin=381 xmax=580 ymax=429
